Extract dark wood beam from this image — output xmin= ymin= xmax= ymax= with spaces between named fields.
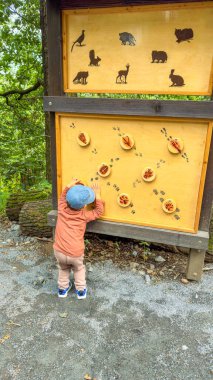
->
xmin=44 ymin=97 xmax=213 ymax=119
xmin=60 ymin=0 xmax=210 ymax=10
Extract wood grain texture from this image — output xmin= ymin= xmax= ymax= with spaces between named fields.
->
xmin=62 ymin=4 xmax=213 ymax=95
xmin=46 ymin=0 xmax=63 ymax=96
xmin=43 ymin=97 xmax=213 ymax=119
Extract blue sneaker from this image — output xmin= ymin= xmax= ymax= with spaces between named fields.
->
xmin=75 ymin=288 xmax=87 ymax=299
xmin=58 ymin=283 xmax=72 ymax=298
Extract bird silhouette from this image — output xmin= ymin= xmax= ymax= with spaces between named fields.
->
xmin=71 ymin=30 xmax=85 ymax=52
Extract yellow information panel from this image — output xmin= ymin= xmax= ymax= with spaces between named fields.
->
xmin=62 ymin=2 xmax=213 ymax=95
xmin=56 ymin=113 xmax=212 ymax=233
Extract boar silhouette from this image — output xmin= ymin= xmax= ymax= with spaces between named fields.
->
xmin=151 ymin=50 xmax=168 ymax=63
xmin=175 ymin=28 xmax=193 ymax=43
xmin=119 ymin=32 xmax=136 ymax=46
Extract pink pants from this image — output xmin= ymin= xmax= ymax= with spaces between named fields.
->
xmin=54 ymin=250 xmax=86 ymax=291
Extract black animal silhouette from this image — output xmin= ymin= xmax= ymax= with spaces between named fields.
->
xmin=73 ymin=71 xmax=88 ymax=85
xmin=151 ymin=50 xmax=167 ymax=63
xmin=89 ymin=50 xmax=101 ymax=66
xmin=71 ymin=30 xmax=85 ymax=52
xmin=119 ymin=32 xmax=136 ymax=46
xmin=116 ymin=64 xmax=130 ymax=84
xmin=175 ymin=28 xmax=193 ymax=43
xmin=169 ymin=69 xmax=185 ymax=87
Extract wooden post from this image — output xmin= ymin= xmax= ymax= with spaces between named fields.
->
xmin=45 ymin=0 xmax=63 ymax=209
xmin=186 ymin=249 xmax=206 ymax=281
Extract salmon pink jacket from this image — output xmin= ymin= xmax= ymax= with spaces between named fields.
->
xmin=53 ymin=187 xmax=104 ymax=257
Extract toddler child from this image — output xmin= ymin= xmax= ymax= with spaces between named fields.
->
xmin=53 ymin=178 xmax=104 ymax=299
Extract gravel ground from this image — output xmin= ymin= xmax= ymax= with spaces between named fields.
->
xmin=0 ymin=220 xmax=213 ymax=380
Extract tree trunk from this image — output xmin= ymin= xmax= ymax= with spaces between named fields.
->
xmin=19 ymin=199 xmax=52 ymax=238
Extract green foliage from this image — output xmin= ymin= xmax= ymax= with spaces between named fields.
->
xmin=0 ymin=0 xmax=46 ymax=196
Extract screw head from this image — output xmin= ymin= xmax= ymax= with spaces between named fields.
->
xmin=48 ymin=101 xmax=52 ymax=106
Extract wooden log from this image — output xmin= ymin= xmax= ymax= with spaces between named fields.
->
xmin=6 ymin=190 xmax=51 ymax=221
xmin=19 ymin=200 xmax=53 ymax=238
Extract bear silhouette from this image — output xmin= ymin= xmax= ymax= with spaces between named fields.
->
xmin=119 ymin=32 xmax=136 ymax=46
xmin=151 ymin=50 xmax=168 ymax=63
xmin=175 ymin=28 xmax=193 ymax=43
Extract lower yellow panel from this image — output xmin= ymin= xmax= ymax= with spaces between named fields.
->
xmin=55 ymin=114 xmax=212 ymax=233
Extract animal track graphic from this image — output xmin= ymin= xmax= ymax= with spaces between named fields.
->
xmin=69 ymin=122 xmax=76 ymax=129
xmin=133 ymin=178 xmax=142 ymax=188
xmin=134 ymin=152 xmax=143 ymax=158
xmin=153 ymin=188 xmax=181 ymax=219
xmin=160 ymin=128 xmax=189 ymax=162
xmin=156 ymin=159 xmax=166 ymax=168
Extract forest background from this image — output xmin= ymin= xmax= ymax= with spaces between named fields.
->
xmin=0 ymin=0 xmax=211 ymax=215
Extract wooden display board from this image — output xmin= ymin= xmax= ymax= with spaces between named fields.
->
xmin=55 ymin=113 xmax=212 ymax=233
xmin=62 ymin=2 xmax=213 ymax=95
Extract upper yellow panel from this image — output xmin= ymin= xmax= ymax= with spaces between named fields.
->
xmin=62 ymin=2 xmax=213 ymax=95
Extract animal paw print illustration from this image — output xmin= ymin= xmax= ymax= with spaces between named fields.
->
xmin=160 ymin=128 xmax=189 ymax=162
xmin=156 ymin=159 xmax=166 ymax=168
xmin=69 ymin=122 xmax=76 ymax=129
xmin=135 ymin=151 xmax=143 ymax=158
xmin=109 ymin=157 xmax=120 ymax=168
xmin=92 ymin=148 xmax=98 ymax=155
xmin=133 ymin=178 xmax=142 ymax=188
xmin=153 ymin=189 xmax=181 ymax=219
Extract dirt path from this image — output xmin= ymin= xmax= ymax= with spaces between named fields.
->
xmin=0 ymin=219 xmax=213 ymax=380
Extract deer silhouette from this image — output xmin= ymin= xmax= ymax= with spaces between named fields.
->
xmin=116 ymin=64 xmax=130 ymax=84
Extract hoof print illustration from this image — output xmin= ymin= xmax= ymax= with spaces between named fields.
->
xmin=168 ymin=138 xmax=184 ymax=154
xmin=119 ymin=32 xmax=136 ymax=46
xmin=89 ymin=49 xmax=101 ymax=66
xmin=73 ymin=71 xmax=88 ymax=85
xmin=151 ymin=50 xmax=167 ymax=63
xmin=169 ymin=69 xmax=184 ymax=87
xmin=77 ymin=132 xmax=90 ymax=147
xmin=162 ymin=199 xmax=176 ymax=214
xmin=120 ymin=134 xmax=134 ymax=150
xmin=175 ymin=28 xmax=193 ymax=43
xmin=71 ymin=30 xmax=85 ymax=52
xmin=116 ymin=64 xmax=130 ymax=84
xmin=142 ymin=167 xmax=156 ymax=182
xmin=97 ymin=163 xmax=111 ymax=177
xmin=117 ymin=193 xmax=131 ymax=208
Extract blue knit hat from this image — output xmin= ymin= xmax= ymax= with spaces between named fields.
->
xmin=66 ymin=185 xmax=95 ymax=209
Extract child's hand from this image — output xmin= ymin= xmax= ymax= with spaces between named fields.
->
xmin=67 ymin=178 xmax=81 ymax=188
xmin=91 ymin=182 xmax=101 ymax=200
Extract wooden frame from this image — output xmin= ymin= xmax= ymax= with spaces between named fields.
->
xmin=54 ymin=111 xmax=212 ymax=234
xmin=43 ymin=0 xmax=213 ymax=280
